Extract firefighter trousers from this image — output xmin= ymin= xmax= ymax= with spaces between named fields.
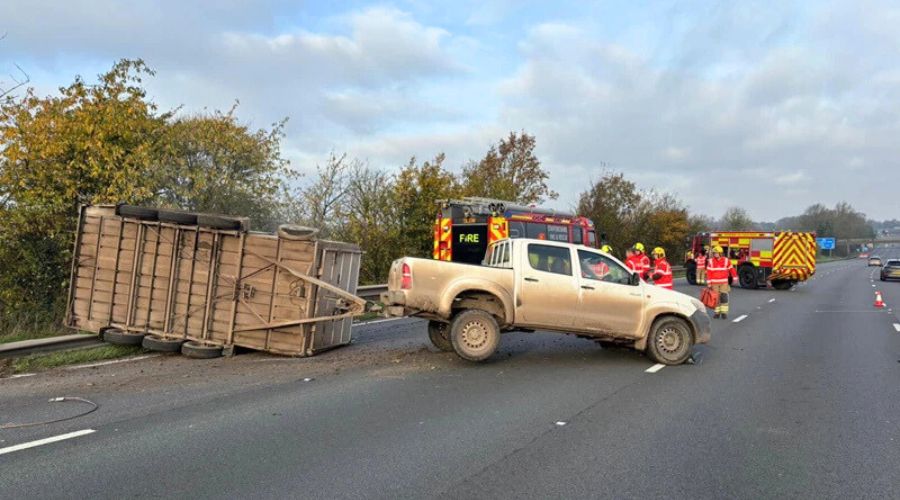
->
xmin=697 ymin=268 xmax=707 ymax=285
xmin=710 ymin=283 xmax=730 ymax=316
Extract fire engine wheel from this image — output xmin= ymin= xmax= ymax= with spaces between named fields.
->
xmin=181 ymin=341 xmax=223 ymax=359
xmin=427 ymin=321 xmax=453 ymax=352
xmin=739 ymin=266 xmax=758 ymax=289
xmin=102 ymin=328 xmax=146 ymax=346
xmin=646 ymin=317 xmax=693 ymax=365
xmin=450 ymin=310 xmax=500 ymax=362
xmin=772 ymin=280 xmax=794 ymax=290
xmin=685 ymin=261 xmax=697 ymax=285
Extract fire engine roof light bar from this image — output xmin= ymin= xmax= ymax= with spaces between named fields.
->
xmin=438 ymin=197 xmax=579 ymax=219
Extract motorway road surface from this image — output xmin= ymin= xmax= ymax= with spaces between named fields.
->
xmin=2 ymin=254 xmax=900 ymax=499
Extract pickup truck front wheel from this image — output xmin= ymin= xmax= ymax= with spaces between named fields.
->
xmin=428 ymin=321 xmax=453 ymax=352
xmin=646 ymin=317 xmax=693 ymax=365
xmin=450 ymin=310 xmax=500 ymax=362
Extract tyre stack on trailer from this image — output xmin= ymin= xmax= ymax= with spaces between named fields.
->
xmin=66 ymin=204 xmax=365 ymax=359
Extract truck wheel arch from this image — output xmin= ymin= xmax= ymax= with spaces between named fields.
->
xmin=442 ymin=284 xmax=512 ymax=327
xmin=634 ymin=312 xmax=697 ymax=351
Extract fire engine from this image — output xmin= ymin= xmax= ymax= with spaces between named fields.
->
xmin=433 ymin=197 xmax=599 ymax=264
xmin=685 ymin=231 xmax=817 ymax=290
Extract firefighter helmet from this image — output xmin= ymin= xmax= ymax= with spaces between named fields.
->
xmin=652 ymin=247 xmax=665 ymax=258
xmin=601 ymin=244 xmax=612 ymax=254
xmin=633 ymin=242 xmax=645 ymax=252
xmin=712 ymin=245 xmax=724 ymax=254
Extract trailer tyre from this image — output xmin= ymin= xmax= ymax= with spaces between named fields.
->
xmin=197 ymin=214 xmax=249 ymax=231
xmin=102 ymin=328 xmax=145 ymax=346
xmin=116 ymin=205 xmax=158 ymax=221
xmin=278 ymin=224 xmax=318 ymax=241
xmin=181 ymin=341 xmax=223 ymax=359
xmin=450 ymin=310 xmax=500 ymax=362
xmin=646 ymin=316 xmax=693 ymax=365
xmin=427 ymin=321 xmax=453 ymax=352
xmin=142 ymin=335 xmax=184 ymax=352
xmin=739 ymin=265 xmax=758 ymax=289
xmin=157 ymin=209 xmax=198 ymax=225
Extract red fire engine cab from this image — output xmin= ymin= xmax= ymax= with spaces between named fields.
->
xmin=433 ymin=197 xmax=599 ymax=264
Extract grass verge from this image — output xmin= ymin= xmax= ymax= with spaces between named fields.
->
xmin=9 ymin=345 xmax=146 ymax=375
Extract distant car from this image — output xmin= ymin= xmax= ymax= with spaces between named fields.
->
xmin=868 ymin=256 xmax=882 ymax=267
xmin=881 ymin=259 xmax=900 ymax=281
xmin=860 ymin=253 xmax=869 ymax=259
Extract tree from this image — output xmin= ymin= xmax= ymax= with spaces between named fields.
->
xmin=719 ymin=207 xmax=755 ymax=230
xmin=461 ymin=131 xmax=557 ymax=204
xmin=393 ymin=154 xmax=461 ymax=258
xmin=577 ymin=172 xmax=642 ymax=249
xmin=283 ymin=152 xmax=353 ymax=235
xmin=156 ymin=106 xmax=291 ymax=230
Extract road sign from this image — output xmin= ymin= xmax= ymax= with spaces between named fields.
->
xmin=816 ymin=237 xmax=836 ymax=250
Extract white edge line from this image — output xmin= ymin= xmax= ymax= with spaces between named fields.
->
xmin=645 ymin=363 xmax=665 ymax=373
xmin=0 ymin=429 xmax=96 ymax=456
xmin=733 ymin=314 xmax=749 ymax=323
xmin=358 ymin=317 xmax=405 ymax=326
xmin=65 ymin=354 xmax=158 ymax=370
xmin=894 ymin=323 xmax=900 ymax=333
xmin=9 ymin=373 xmax=36 ymax=379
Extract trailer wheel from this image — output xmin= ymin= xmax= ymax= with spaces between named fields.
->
xmin=181 ymin=341 xmax=223 ymax=359
xmin=197 ymin=214 xmax=249 ymax=232
xmin=116 ymin=205 xmax=158 ymax=221
xmin=142 ymin=335 xmax=184 ymax=353
xmin=103 ymin=328 xmax=145 ymax=346
xmin=157 ymin=209 xmax=198 ymax=226
xmin=427 ymin=321 xmax=453 ymax=352
xmin=685 ymin=261 xmax=697 ymax=285
xmin=450 ymin=310 xmax=500 ymax=362
xmin=277 ymin=224 xmax=318 ymax=241
xmin=772 ymin=280 xmax=794 ymax=290
xmin=646 ymin=316 xmax=693 ymax=365
xmin=739 ymin=265 xmax=758 ymax=289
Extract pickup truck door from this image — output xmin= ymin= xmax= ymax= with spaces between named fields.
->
xmin=575 ymin=249 xmax=646 ymax=337
xmin=517 ymin=243 xmax=579 ymax=329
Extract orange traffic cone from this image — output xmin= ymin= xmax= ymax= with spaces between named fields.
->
xmin=874 ymin=291 xmax=885 ymax=308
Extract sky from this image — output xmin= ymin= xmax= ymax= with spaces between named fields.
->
xmin=1 ymin=0 xmax=898 ymax=221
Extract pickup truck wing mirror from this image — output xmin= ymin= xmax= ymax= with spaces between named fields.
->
xmin=630 ymin=272 xmax=641 ymax=286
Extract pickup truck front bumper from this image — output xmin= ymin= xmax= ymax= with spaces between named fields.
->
xmin=690 ymin=309 xmax=712 ymax=345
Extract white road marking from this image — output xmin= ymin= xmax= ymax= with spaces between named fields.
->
xmin=8 ymin=373 xmax=36 ymax=379
xmin=64 ymin=354 xmax=159 ymax=370
xmin=894 ymin=324 xmax=900 ymax=333
xmin=645 ymin=364 xmax=665 ymax=373
xmin=358 ymin=317 xmax=405 ymax=326
xmin=555 ymin=421 xmax=567 ymax=426
xmin=0 ymin=429 xmax=96 ymax=456
xmin=768 ymin=298 xmax=776 ymax=303
xmin=733 ymin=314 xmax=749 ymax=323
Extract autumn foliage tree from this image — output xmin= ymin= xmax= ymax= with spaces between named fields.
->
xmin=461 ymin=131 xmax=557 ymax=205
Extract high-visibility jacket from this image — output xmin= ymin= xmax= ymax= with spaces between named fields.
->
xmin=652 ymin=258 xmax=673 ymax=289
xmin=589 ymin=261 xmax=610 ymax=279
xmin=706 ymin=256 xmax=737 ymax=285
xmin=626 ymin=253 xmax=650 ymax=279
xmin=695 ymin=254 xmax=707 ymax=268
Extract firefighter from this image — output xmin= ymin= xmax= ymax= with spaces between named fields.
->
xmin=601 ymin=244 xmax=613 ymax=256
xmin=695 ymin=246 xmax=708 ymax=285
xmin=706 ymin=245 xmax=737 ymax=319
xmin=626 ymin=242 xmax=651 ymax=280
xmin=650 ymin=247 xmax=673 ymax=290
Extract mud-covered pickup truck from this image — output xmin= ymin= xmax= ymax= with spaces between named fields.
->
xmin=382 ymin=238 xmax=710 ymax=365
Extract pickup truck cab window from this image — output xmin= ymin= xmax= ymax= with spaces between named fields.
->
xmin=527 ymin=243 xmax=572 ymax=276
xmin=485 ymin=241 xmax=512 ymax=268
xmin=578 ymin=250 xmax=634 ymax=285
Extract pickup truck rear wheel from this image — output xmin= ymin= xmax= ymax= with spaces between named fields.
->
xmin=646 ymin=317 xmax=693 ymax=365
xmin=450 ymin=310 xmax=500 ymax=362
xmin=427 ymin=321 xmax=453 ymax=352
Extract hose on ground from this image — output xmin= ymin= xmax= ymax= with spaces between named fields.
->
xmin=0 ymin=397 xmax=99 ymax=430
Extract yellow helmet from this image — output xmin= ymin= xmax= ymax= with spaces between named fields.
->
xmin=713 ymin=245 xmax=724 ymax=254
xmin=633 ymin=242 xmax=645 ymax=252
xmin=601 ymin=244 xmax=613 ymax=254
xmin=652 ymin=247 xmax=665 ymax=257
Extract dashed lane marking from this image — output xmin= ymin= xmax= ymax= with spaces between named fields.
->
xmin=894 ymin=324 xmax=900 ymax=333
xmin=645 ymin=364 xmax=665 ymax=373
xmin=0 ymin=429 xmax=96 ymax=456
xmin=768 ymin=298 xmax=776 ymax=303
xmin=733 ymin=314 xmax=748 ymax=323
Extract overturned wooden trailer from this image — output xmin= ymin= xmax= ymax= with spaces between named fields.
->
xmin=65 ymin=205 xmax=366 ymax=357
